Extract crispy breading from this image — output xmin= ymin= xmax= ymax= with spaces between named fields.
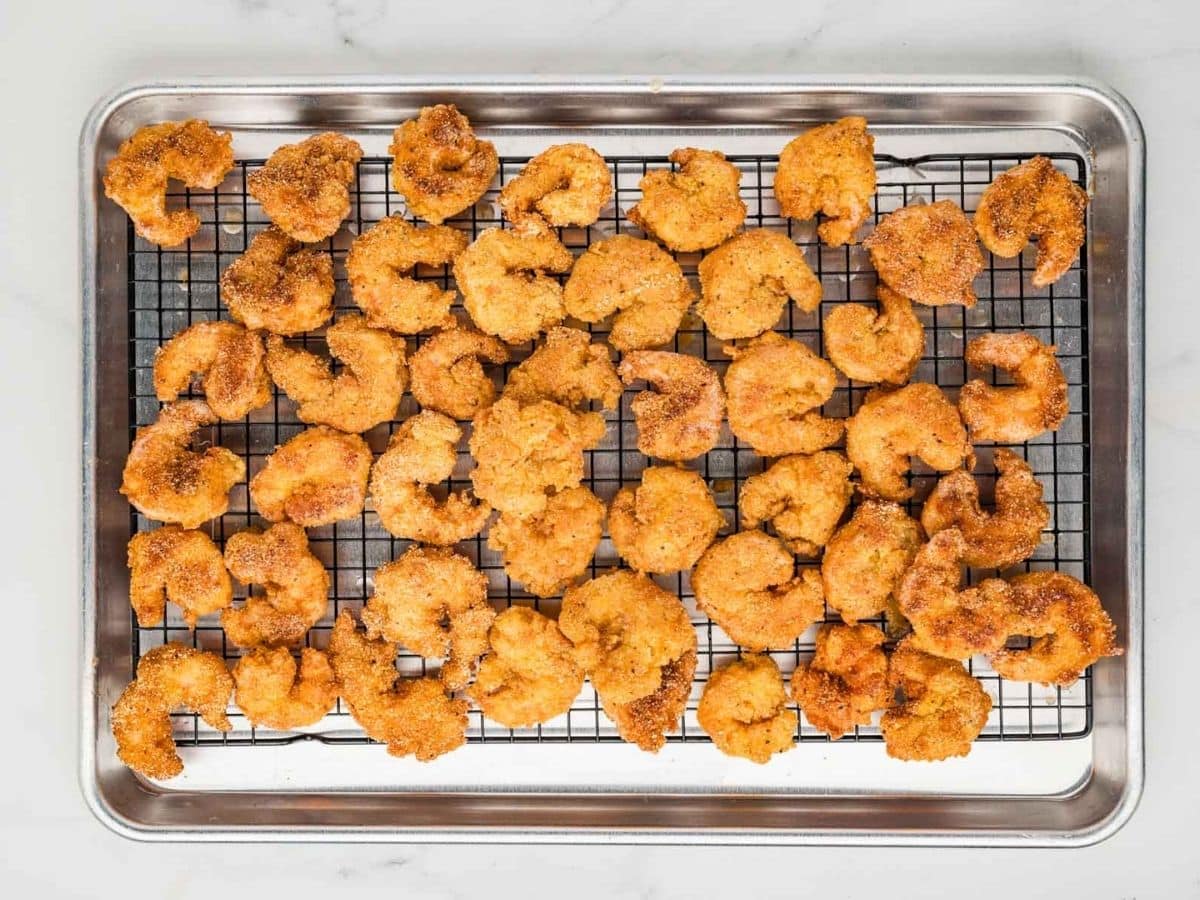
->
xmin=220 ymin=226 xmax=335 ymax=335
xmin=408 ymin=325 xmax=509 ymax=420
xmin=822 ymin=501 xmax=923 ymax=625
xmin=389 ymin=104 xmax=498 ymax=225
xmin=958 ymin=332 xmax=1068 ymax=443
xmin=499 ymin=143 xmax=612 ymax=228
xmin=502 ymin=326 xmax=621 ymax=411
xmin=232 ymin=647 xmax=338 ymax=731
xmin=791 ymin=624 xmax=890 ymax=739
xmin=863 ymin=200 xmax=984 ymax=307
xmin=696 ymin=654 xmax=797 ymax=764
xmin=609 ymin=466 xmax=724 ymax=574
xmin=153 ymin=321 xmax=271 ymax=420
xmin=738 ymin=451 xmax=853 ymax=556
xmin=127 ymin=526 xmax=232 ymax=628
xmin=488 ymin=486 xmax=604 ymax=597
xmin=619 ymin=350 xmax=725 ymax=461
xmin=249 ymin=426 xmax=371 ymax=526
xmin=247 ymin=132 xmax=363 ymax=242
xmin=627 ymin=148 xmax=746 ymax=252
xmin=823 ymin=285 xmax=925 ymax=385
xmin=602 ymin=650 xmax=696 ymax=752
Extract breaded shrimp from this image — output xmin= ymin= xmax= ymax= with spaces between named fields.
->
xmin=408 ymin=325 xmax=509 ymax=420
xmin=823 ymin=285 xmax=925 ymax=385
xmin=958 ymin=332 xmax=1068 ymax=443
xmin=120 ymin=400 xmax=245 ymax=528
xmin=692 ymin=529 xmax=825 ymax=651
xmin=822 ymin=501 xmax=923 ymax=625
xmin=791 ymin=623 xmax=890 ymax=739
xmin=863 ymin=201 xmax=984 ymax=307
xmin=628 ymin=148 xmax=746 ymax=252
xmin=266 ymin=316 xmax=408 ymax=433
xmin=127 ymin=526 xmax=232 ymax=628
xmin=619 ymin=350 xmax=725 ymax=461
xmin=608 ymin=466 xmax=724 ymax=574
xmin=389 ymin=104 xmax=498 ymax=225
xmin=696 ymin=654 xmax=797 ymax=764
xmin=232 ymin=647 xmax=338 ymax=730
xmin=249 ymin=426 xmax=371 ymax=526
xmin=154 ymin=321 xmax=271 ymax=420
xmin=247 ymin=132 xmax=363 ymax=242
xmin=502 ymin=326 xmax=621 ymax=411
xmin=346 ymin=216 xmax=469 ymax=333
xmin=603 ymin=651 xmax=696 ymax=753
xmin=738 ymin=451 xmax=853 ymax=556
xmin=697 ymin=230 xmax=822 ymax=340
xmin=220 ymin=226 xmax=335 ymax=335
xmin=499 ymin=143 xmax=612 ymax=228
xmin=488 ymin=486 xmax=604 ymax=597
xmin=103 ymin=119 xmax=234 ymax=247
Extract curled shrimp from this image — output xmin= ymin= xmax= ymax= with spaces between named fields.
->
xmin=608 ymin=466 xmax=724 ymax=574
xmin=127 ymin=526 xmax=232 ymax=628
xmin=627 ymin=148 xmax=746 ymax=252
xmin=389 ymin=104 xmax=498 ymax=225
xmin=247 ymin=132 xmax=363 ymax=242
xmin=499 ymin=143 xmax=613 ymax=227
xmin=220 ymin=226 xmax=335 ymax=336
xmin=408 ymin=325 xmax=510 ymax=420
xmin=153 ymin=320 xmax=271 ymax=420
xmin=823 ymin=285 xmax=925 ymax=385
xmin=958 ymin=332 xmax=1068 ymax=443
xmin=791 ymin=623 xmax=890 ymax=740
xmin=821 ymin=500 xmax=923 ymax=625
xmin=249 ymin=426 xmax=371 ymax=526
xmin=863 ymin=200 xmax=984 ymax=307
xmin=232 ymin=647 xmax=338 ymax=731
xmin=618 ymin=350 xmax=726 ymax=461
xmin=697 ymin=654 xmax=797 ymax=764
xmin=488 ymin=486 xmax=604 ymax=597
xmin=738 ymin=451 xmax=854 ymax=556
xmin=502 ymin=326 xmax=621 ymax=411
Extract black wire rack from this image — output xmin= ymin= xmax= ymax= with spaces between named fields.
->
xmin=127 ymin=148 xmax=1092 ymax=751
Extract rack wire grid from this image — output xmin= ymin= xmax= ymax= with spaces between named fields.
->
xmin=127 ymin=147 xmax=1092 ymax=753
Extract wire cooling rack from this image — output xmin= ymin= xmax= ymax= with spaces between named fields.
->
xmin=127 ymin=148 xmax=1091 ymax=751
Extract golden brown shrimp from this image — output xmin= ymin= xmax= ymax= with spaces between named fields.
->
xmin=127 ymin=526 xmax=232 ymax=628
xmin=791 ymin=623 xmax=890 ymax=739
xmin=408 ymin=325 xmax=509 ymax=420
xmin=696 ymin=654 xmax=797 ymax=764
xmin=821 ymin=501 xmax=923 ymax=625
xmin=628 ymin=148 xmax=746 ymax=252
xmin=220 ymin=226 xmax=335 ymax=335
xmin=153 ymin=321 xmax=271 ymax=420
xmin=499 ymin=143 xmax=612 ymax=227
xmin=249 ymin=426 xmax=371 ymax=526
xmin=502 ymin=326 xmax=621 ymax=411
xmin=247 ymin=132 xmax=363 ymax=242
xmin=863 ymin=201 xmax=984 ymax=307
xmin=619 ymin=350 xmax=725 ymax=461
xmin=602 ymin=651 xmax=696 ymax=753
xmin=958 ymin=332 xmax=1068 ymax=444
xmin=823 ymin=285 xmax=925 ymax=385
xmin=738 ymin=451 xmax=853 ymax=556
xmin=487 ymin=486 xmax=604 ymax=597
xmin=389 ymin=104 xmax=498 ymax=225
xmin=608 ymin=466 xmax=724 ymax=574
xmin=232 ymin=647 xmax=338 ymax=730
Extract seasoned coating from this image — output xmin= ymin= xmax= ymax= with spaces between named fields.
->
xmin=602 ymin=651 xmax=696 ymax=752
xmin=627 ymin=148 xmax=746 ymax=252
xmin=266 ymin=316 xmax=407 ymax=433
xmin=697 ymin=230 xmax=822 ymax=340
xmin=881 ymin=640 xmax=991 ymax=761
xmin=468 ymin=607 xmax=584 ymax=727
xmin=408 ymin=325 xmax=509 ymax=420
xmin=990 ymin=572 xmax=1120 ymax=687
xmin=823 ymin=285 xmax=925 ymax=385
xmin=619 ymin=351 xmax=725 ymax=461
xmin=120 ymin=400 xmax=245 ymax=528
xmin=774 ymin=116 xmax=876 ymax=247
xmin=845 ymin=383 xmax=970 ymax=501
xmin=454 ymin=226 xmax=575 ymax=344
xmin=220 ymin=226 xmax=335 ymax=335
xmin=488 ymin=486 xmax=604 ymax=597
xmin=724 ymin=332 xmax=842 ymax=457
xmin=469 ymin=397 xmax=606 ymax=517
xmin=974 ymin=156 xmax=1088 ymax=287
xmin=103 ymin=119 xmax=234 ymax=247
xmin=247 ymin=132 xmax=363 ymax=242
xmin=921 ymin=449 xmax=1049 ymax=569
xmin=696 ymin=655 xmax=797 ymax=764
xmin=221 ymin=523 xmax=330 ymax=649
xmin=559 ymin=570 xmax=696 ymax=706
xmin=499 ymin=143 xmax=613 ymax=228
xmin=863 ymin=201 xmax=984 ymax=307
xmin=111 ymin=643 xmax=233 ymax=779
xmin=232 ymin=647 xmax=338 ymax=730
xmin=127 ymin=526 xmax=232 ymax=628
xmin=738 ymin=451 xmax=854 ymax=556
xmin=369 ymin=411 xmax=491 ymax=545
xmin=609 ymin=466 xmax=724 ymax=574
xmin=959 ymin=332 xmax=1068 ymax=443
xmin=328 ymin=610 xmax=468 ymax=760
xmin=389 ymin=104 xmax=498 ymax=225
xmin=346 ymin=216 xmax=469 ymax=333
xmin=249 ymin=426 xmax=371 ymax=526
xmin=502 ymin=326 xmax=621 ymax=411
xmin=692 ymin=529 xmax=825 ymax=651
xmin=154 ymin=321 xmax=270 ymax=420
xmin=822 ymin=501 xmax=923 ymax=625
xmin=362 ymin=546 xmax=493 ymax=691
xmin=791 ymin=624 xmax=890 ymax=739
xmin=562 ymin=235 xmax=695 ymax=351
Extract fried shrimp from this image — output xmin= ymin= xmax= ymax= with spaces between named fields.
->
xmin=602 ymin=650 xmax=696 ymax=752
xmin=774 ymin=116 xmax=876 ymax=247
xmin=220 ymin=226 xmax=335 ymax=335
xmin=921 ymin=449 xmax=1049 ymax=569
xmin=502 ymin=326 xmax=621 ymax=411
xmin=103 ymin=119 xmax=234 ymax=247
xmin=845 ymin=383 xmax=971 ymax=501
xmin=608 ymin=466 xmax=724 ymax=574
xmin=468 ymin=606 xmax=584 ymax=727
xmin=559 ymin=570 xmax=696 ymax=705
xmin=362 ymin=546 xmax=493 ymax=691
xmin=127 ymin=526 xmax=232 ymax=628
xmin=692 ymin=529 xmax=825 ymax=651
xmin=121 ymin=400 xmax=245 ymax=528
xmin=389 ymin=104 xmax=498 ymax=225
xmin=455 ymin=225 xmax=575 ymax=344
xmin=791 ymin=624 xmax=890 ymax=739
xmin=697 ymin=655 xmax=797 ymax=764
xmin=990 ymin=572 xmax=1120 ymax=686
xmin=232 ymin=647 xmax=337 ymax=730
xmin=488 ymin=486 xmax=604 ymax=597
xmin=738 ymin=451 xmax=854 ymax=556
xmin=562 ymin=235 xmax=695 ymax=351
xmin=618 ymin=350 xmax=725 ymax=461
xmin=499 ymin=143 xmax=613 ymax=227
xmin=408 ymin=325 xmax=510 ymax=420
xmin=266 ymin=316 xmax=407 ymax=433
xmin=822 ymin=501 xmax=923 ymax=625
xmin=369 ymin=411 xmax=491 ymax=545
xmin=247 ymin=132 xmax=363 ymax=242
xmin=823 ymin=285 xmax=925 ymax=385
xmin=863 ymin=200 xmax=984 ymax=307
xmin=958 ymin=332 xmax=1068 ymax=444
xmin=221 ymin=523 xmax=330 ymax=649
xmin=328 ymin=610 xmax=468 ymax=760
xmin=469 ymin=397 xmax=606 ymax=517
xmin=153 ymin=320 xmax=270 ymax=420
xmin=249 ymin=426 xmax=371 ymax=526
xmin=697 ymin=230 xmax=822 ymax=340
xmin=880 ymin=640 xmax=991 ymax=762
xmin=628 ymin=148 xmax=746 ymax=252
xmin=112 ymin=643 xmax=233 ymax=779
xmin=724 ymin=332 xmax=842 ymax=457
xmin=974 ymin=156 xmax=1088 ymax=287
xmin=346 ymin=216 xmax=469 ymax=333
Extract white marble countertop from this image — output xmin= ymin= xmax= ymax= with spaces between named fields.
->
xmin=2 ymin=0 xmax=1197 ymax=896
